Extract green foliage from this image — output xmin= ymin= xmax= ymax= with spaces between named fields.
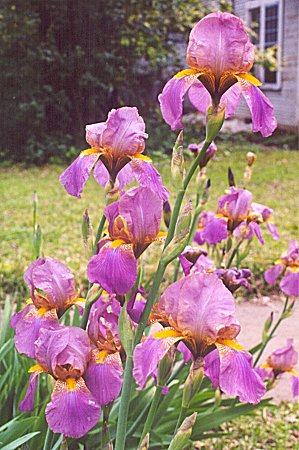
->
xmin=0 ymin=0 xmax=233 ymax=164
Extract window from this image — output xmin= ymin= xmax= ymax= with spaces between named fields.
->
xmin=247 ymin=0 xmax=282 ymax=89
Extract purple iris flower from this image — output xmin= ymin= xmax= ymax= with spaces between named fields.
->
xmin=264 ymin=240 xmax=299 ymax=297
xmin=188 ymin=141 xmax=218 ymax=169
xmin=194 ymin=211 xmax=228 ymax=245
xmin=84 ymin=295 xmax=123 ymax=406
xmin=133 ymin=272 xmax=266 ymax=404
xmin=215 ymin=268 xmax=252 ymax=293
xmin=179 ymin=245 xmax=214 ymax=276
xmin=159 ymin=12 xmax=277 ymax=137
xmin=258 ymin=339 xmax=298 ymax=398
xmin=87 ymin=186 xmax=164 ymax=295
xmin=19 ymin=326 xmax=100 ymax=438
xmin=60 ymin=106 xmax=169 ymax=201
xmin=217 ymin=187 xmax=252 ymax=232
xmin=10 ymin=257 xmax=84 ymax=359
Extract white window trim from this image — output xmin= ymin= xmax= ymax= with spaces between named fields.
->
xmin=246 ymin=0 xmax=283 ymax=90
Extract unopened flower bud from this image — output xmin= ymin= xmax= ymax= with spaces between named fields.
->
xmin=228 ymin=167 xmax=235 ymax=187
xmin=206 ymin=104 xmax=225 ymax=143
xmin=168 ymin=413 xmax=197 ymax=450
xmin=82 ymin=209 xmax=94 ymax=259
xmin=163 ymin=200 xmax=172 ymax=228
xmin=171 ymin=130 xmax=185 ymax=185
xmin=182 ymin=357 xmax=204 ymax=408
xmin=118 ymin=301 xmax=135 ymax=357
xmin=200 ymin=179 xmax=211 ymax=206
xmin=33 ymin=223 xmax=43 ymax=260
xmin=137 ymin=433 xmax=149 ymax=450
xmin=262 ymin=312 xmax=274 ymax=343
xmin=246 ymin=152 xmax=257 ymax=167
xmin=157 ymin=346 xmax=176 ymax=387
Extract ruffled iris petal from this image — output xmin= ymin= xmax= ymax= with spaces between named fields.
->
xmin=87 ymin=243 xmax=137 ymax=295
xmin=84 ymin=352 xmax=123 ymax=405
xmin=59 ymin=153 xmax=99 ymax=198
xmin=216 ymin=345 xmax=266 ymax=404
xmin=264 ymin=264 xmax=283 ymax=285
xmin=280 ymin=270 xmax=299 ymax=297
xmin=201 ymin=218 xmax=228 ymax=244
xmin=46 ymin=378 xmax=100 ymax=438
xmin=133 ymin=332 xmax=182 ymax=389
xmin=132 ymin=158 xmax=170 ymax=201
xmin=19 ymin=372 xmax=40 ymax=411
xmin=158 ymin=74 xmax=200 ymax=130
xmin=240 ymin=82 xmax=277 ymax=137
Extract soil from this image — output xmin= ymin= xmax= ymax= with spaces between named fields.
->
xmin=236 ymin=298 xmax=299 ymax=404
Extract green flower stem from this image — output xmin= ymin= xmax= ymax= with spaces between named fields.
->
xmin=43 ymin=428 xmax=53 ymax=450
xmin=93 ymin=214 xmax=106 ymax=254
xmin=174 ymin=406 xmax=188 ymax=433
xmin=114 ymin=355 xmax=134 ymax=450
xmin=254 ymin=297 xmax=289 ymax=366
xmin=102 ymin=404 xmax=112 ymax=448
xmin=139 ymin=384 xmax=164 ymax=445
xmin=80 ymin=288 xmax=103 ymax=330
xmin=114 ymin=139 xmax=212 ymax=450
xmin=226 ymin=240 xmax=243 ymax=269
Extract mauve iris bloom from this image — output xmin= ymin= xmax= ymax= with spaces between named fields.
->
xmin=60 ymin=107 xmax=169 ymax=201
xmin=217 ymin=187 xmax=253 ymax=232
xmin=258 ymin=339 xmax=299 ymax=398
xmin=179 ymin=245 xmax=214 ymax=276
xmin=264 ymin=240 xmax=299 ymax=297
xmin=194 ymin=210 xmax=228 ymax=245
xmin=84 ymin=295 xmax=123 ymax=406
xmin=159 ymin=12 xmax=277 ymax=137
xmin=19 ymin=326 xmax=100 ymax=438
xmin=10 ymin=257 xmax=84 ymax=359
xmin=133 ymin=272 xmax=265 ymax=403
xmin=188 ymin=141 xmax=218 ymax=169
xmin=215 ymin=267 xmax=252 ymax=293
xmin=87 ymin=186 xmax=164 ymax=295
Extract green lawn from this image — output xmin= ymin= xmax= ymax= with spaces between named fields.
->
xmin=0 ymin=141 xmax=298 ymax=298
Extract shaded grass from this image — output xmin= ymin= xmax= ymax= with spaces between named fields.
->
xmin=0 ymin=142 xmax=298 ymax=299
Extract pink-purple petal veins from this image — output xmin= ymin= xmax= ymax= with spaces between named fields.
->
xmin=158 ymin=73 xmax=200 ymax=130
xmin=280 ymin=270 xmax=299 ymax=297
xmin=187 ymin=79 xmax=212 ymax=114
xmin=85 ymin=122 xmax=107 ymax=147
xmin=97 ymin=107 xmax=148 ymax=157
xmin=131 ymin=158 xmax=170 ymax=201
xmin=201 ymin=218 xmax=228 ymax=245
xmin=133 ymin=332 xmax=182 ymax=389
xmin=240 ymin=81 xmax=277 ymax=137
xmin=60 ymin=153 xmax=99 ymax=198
xmin=264 ymin=264 xmax=283 ymax=285
xmin=174 ymin=273 xmax=236 ymax=343
xmin=186 ymin=12 xmax=254 ymax=75
xmin=10 ymin=304 xmax=58 ymax=358
xmin=23 ymin=258 xmax=45 ymax=298
xmin=31 ymin=257 xmax=77 ymax=310
xmin=87 ymin=243 xmax=137 ymax=295
xmin=19 ymin=372 xmax=40 ymax=411
xmin=35 ymin=326 xmax=90 ymax=377
xmin=119 ymin=186 xmax=162 ymax=244
xmin=84 ymin=352 xmax=123 ymax=405
xmin=45 ymin=378 xmax=100 ymax=439
xmin=215 ymin=345 xmax=266 ymax=404
xmin=204 ymin=349 xmax=221 ymax=389
xmin=93 ymin=159 xmax=135 ymax=189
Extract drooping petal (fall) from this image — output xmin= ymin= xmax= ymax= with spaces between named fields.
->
xmin=240 ymin=82 xmax=277 ymax=137
xmin=216 ymin=345 xmax=266 ymax=404
xmin=222 ymin=83 xmax=242 ymax=118
xmin=133 ymin=330 xmax=183 ymax=389
xmin=19 ymin=371 xmax=41 ymax=411
xmin=45 ymin=378 xmax=100 ymax=438
xmin=132 ymin=157 xmax=170 ymax=201
xmin=87 ymin=242 xmax=137 ymax=295
xmin=280 ymin=270 xmax=299 ymax=297
xmin=187 ymin=79 xmax=212 ymax=114
xmin=84 ymin=351 xmax=123 ymax=405
xmin=60 ymin=153 xmax=99 ymax=198
xmin=158 ymin=73 xmax=200 ymax=130
xmin=93 ymin=160 xmax=135 ymax=189
xmin=201 ymin=218 xmax=228 ymax=244
xmin=264 ymin=264 xmax=283 ymax=285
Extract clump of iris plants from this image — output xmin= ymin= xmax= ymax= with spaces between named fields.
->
xmin=10 ymin=11 xmax=297 ymax=450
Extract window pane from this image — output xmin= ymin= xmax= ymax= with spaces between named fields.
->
xmin=249 ymin=7 xmax=260 ymax=46
xmin=265 ymin=4 xmax=278 ymax=84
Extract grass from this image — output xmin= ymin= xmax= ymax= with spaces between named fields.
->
xmin=0 ymin=140 xmax=298 ymax=300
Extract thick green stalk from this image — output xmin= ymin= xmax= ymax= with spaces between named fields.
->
xmin=114 ymin=140 xmax=211 ymax=450
xmin=226 ymin=240 xmax=243 ymax=268
xmin=139 ymin=384 xmax=164 ymax=444
xmin=93 ymin=214 xmax=106 ymax=254
xmin=254 ymin=297 xmax=289 ymax=366
xmin=80 ymin=288 xmax=103 ymax=329
xmin=114 ymin=355 xmax=134 ymax=450
xmin=43 ymin=428 xmax=53 ymax=450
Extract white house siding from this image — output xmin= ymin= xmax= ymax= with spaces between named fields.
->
xmin=234 ymin=0 xmax=299 ymax=130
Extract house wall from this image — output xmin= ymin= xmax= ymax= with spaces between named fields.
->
xmin=234 ymin=0 xmax=299 ymax=130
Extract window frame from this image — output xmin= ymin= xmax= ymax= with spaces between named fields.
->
xmin=246 ymin=0 xmax=283 ymax=90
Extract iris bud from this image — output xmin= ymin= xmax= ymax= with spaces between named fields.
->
xmin=246 ymin=152 xmax=257 ymax=167
xmin=163 ymin=200 xmax=172 ymax=228
xmin=168 ymin=413 xmax=197 ymax=450
xmin=171 ymin=130 xmax=185 ymax=186
xmin=182 ymin=357 xmax=204 ymax=409
xmin=206 ymin=104 xmax=225 ymax=143
xmin=157 ymin=346 xmax=175 ymax=387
